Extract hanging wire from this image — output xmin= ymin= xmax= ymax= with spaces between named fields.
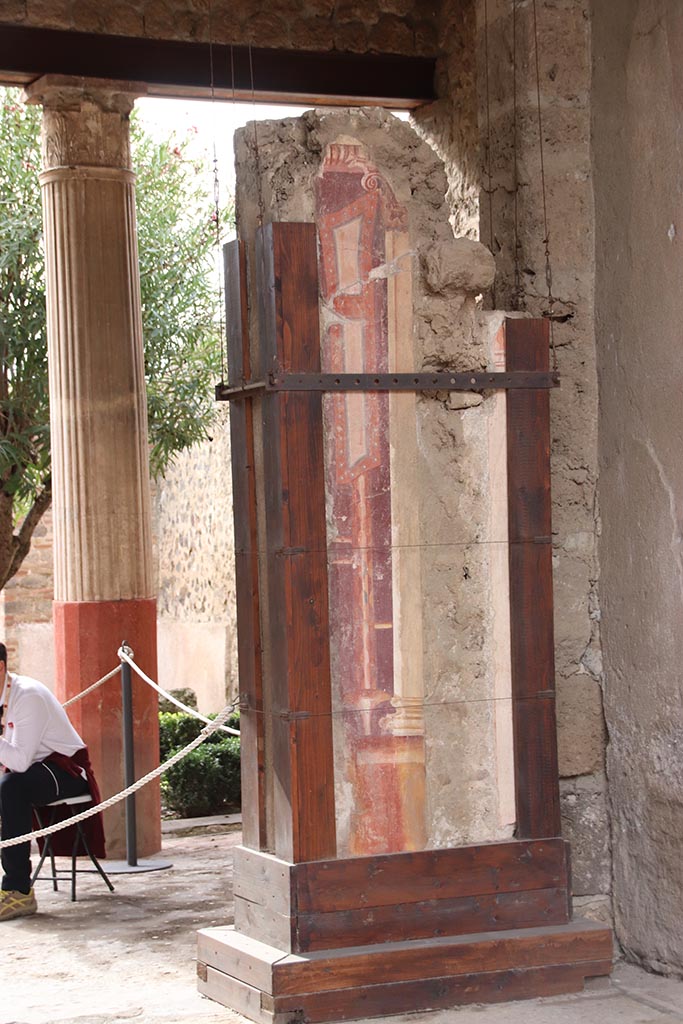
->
xmin=483 ymin=0 xmax=497 ymax=309
xmin=531 ymin=0 xmax=558 ymax=372
xmin=248 ymin=43 xmax=267 ymax=228
xmin=207 ymin=0 xmax=227 ymax=384
xmin=243 ymin=692 xmax=557 ymax=717
xmin=511 ymin=0 xmax=521 ymax=310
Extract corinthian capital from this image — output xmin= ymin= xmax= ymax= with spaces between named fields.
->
xmin=23 ymin=75 xmax=148 ymax=171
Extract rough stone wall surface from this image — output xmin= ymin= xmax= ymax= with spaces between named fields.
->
xmin=412 ymin=0 xmax=480 ymax=238
xmin=235 ymin=107 xmax=513 ymax=854
xmin=153 ymin=404 xmax=238 ymax=708
xmin=3 ymin=1 xmax=440 ymax=56
xmin=153 ymin=406 xmax=233 ymax=624
xmin=593 ymin=0 xmax=683 ymax=972
xmin=0 ymin=509 xmax=54 ymax=678
xmin=416 ymin=0 xmax=608 ymax=902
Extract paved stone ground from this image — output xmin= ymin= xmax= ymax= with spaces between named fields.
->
xmin=4 ymin=823 xmax=683 ymax=1024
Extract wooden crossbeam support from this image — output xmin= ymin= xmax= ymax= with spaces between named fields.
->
xmin=199 ymin=264 xmax=610 ymax=1022
xmin=0 ymin=24 xmax=435 ymax=107
xmin=505 ymin=317 xmax=561 ymax=839
xmin=231 ymin=840 xmax=572 ymax=953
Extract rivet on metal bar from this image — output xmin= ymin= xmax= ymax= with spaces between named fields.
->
xmin=216 ymin=371 xmax=560 ymax=401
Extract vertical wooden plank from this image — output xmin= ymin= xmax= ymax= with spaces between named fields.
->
xmin=257 ymin=222 xmax=337 ymax=863
xmin=505 ymin=317 xmax=561 ymax=839
xmin=224 ymin=240 xmax=267 ymax=850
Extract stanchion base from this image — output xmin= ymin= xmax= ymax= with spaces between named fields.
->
xmin=80 ymin=858 xmax=173 ymax=875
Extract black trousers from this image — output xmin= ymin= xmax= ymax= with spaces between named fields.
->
xmin=0 ymin=761 xmax=89 ymax=893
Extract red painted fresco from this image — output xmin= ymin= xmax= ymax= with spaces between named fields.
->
xmin=316 ymin=143 xmax=423 ymax=855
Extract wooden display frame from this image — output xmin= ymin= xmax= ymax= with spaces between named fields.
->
xmin=198 ymin=224 xmax=612 ymax=1020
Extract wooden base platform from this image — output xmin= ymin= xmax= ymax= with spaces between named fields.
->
xmin=197 ymin=918 xmax=613 ymax=1023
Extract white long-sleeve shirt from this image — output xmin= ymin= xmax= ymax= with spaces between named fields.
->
xmin=0 ymin=673 xmax=85 ymax=774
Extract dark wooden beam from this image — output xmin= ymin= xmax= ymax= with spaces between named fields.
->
xmin=198 ymin=917 xmax=613 ymax=1019
xmin=224 ymin=240 xmax=267 ymax=852
xmin=232 ymin=839 xmax=572 ymax=954
xmin=257 ymin=222 xmax=336 ymax=863
xmin=0 ymin=24 xmax=436 ymax=107
xmin=505 ymin=317 xmax=561 ymax=840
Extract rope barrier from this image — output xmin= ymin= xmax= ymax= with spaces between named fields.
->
xmin=0 ymin=697 xmax=238 ymax=850
xmin=62 ymin=665 xmax=121 ymax=708
xmin=59 ymin=649 xmax=239 ymax=735
xmin=117 ymin=646 xmax=240 ymax=737
xmin=0 ymin=647 xmax=241 ymax=850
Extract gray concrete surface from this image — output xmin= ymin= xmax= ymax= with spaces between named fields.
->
xmin=4 ymin=821 xmax=683 ymax=1024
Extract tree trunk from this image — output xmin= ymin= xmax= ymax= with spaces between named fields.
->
xmin=0 ymin=481 xmax=52 ymax=591
xmin=0 ymin=490 xmax=15 ymax=590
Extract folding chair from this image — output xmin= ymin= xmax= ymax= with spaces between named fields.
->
xmin=31 ymin=793 xmax=114 ymax=901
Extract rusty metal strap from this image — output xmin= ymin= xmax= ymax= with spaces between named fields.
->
xmin=216 ymin=371 xmax=560 ymax=401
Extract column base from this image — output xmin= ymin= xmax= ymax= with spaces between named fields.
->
xmin=198 ymin=842 xmax=612 ymax=1022
xmin=54 ymin=597 xmax=160 ymax=859
xmin=197 ymin=919 xmax=613 ymax=1023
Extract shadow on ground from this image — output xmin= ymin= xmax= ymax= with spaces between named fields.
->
xmin=6 ymin=823 xmax=241 ymax=1024
xmin=5 ymin=822 xmax=683 ymax=1024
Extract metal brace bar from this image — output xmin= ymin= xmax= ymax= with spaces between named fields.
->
xmin=215 ymin=380 xmax=266 ymax=401
xmin=216 ymin=370 xmax=560 ymax=401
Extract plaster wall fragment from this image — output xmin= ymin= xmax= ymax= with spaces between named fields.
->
xmin=234 ymin=107 xmax=514 ymax=855
xmin=593 ymin=0 xmax=683 ymax=970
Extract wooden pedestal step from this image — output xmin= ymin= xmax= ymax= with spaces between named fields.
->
xmin=197 ymin=917 xmax=613 ymax=1024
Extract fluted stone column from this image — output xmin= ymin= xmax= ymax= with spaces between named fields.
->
xmin=25 ymin=76 xmax=160 ymax=858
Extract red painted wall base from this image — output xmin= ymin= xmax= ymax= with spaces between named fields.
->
xmin=54 ymin=598 xmax=161 ymax=858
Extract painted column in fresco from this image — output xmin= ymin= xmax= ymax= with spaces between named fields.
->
xmin=316 ymin=142 xmax=426 ymax=855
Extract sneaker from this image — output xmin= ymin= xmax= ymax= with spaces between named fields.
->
xmin=0 ymin=888 xmax=37 ymax=920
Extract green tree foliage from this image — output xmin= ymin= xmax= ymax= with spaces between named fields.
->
xmin=134 ymin=120 xmax=229 ymax=478
xmin=0 ymin=90 xmax=230 ymax=587
xmin=0 ymin=95 xmax=49 ymax=587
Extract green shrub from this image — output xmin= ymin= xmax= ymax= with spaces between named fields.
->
xmin=159 ymin=709 xmax=240 ymax=760
xmin=159 ymin=710 xmax=241 ymax=818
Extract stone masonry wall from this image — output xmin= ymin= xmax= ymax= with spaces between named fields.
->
xmin=592 ymin=0 xmax=683 ymax=972
xmin=153 ymin=405 xmax=238 ymax=712
xmin=2 ymin=1 xmax=440 ymax=56
xmin=1 ymin=509 xmax=55 ymax=688
xmin=482 ymin=0 xmax=608 ymax=913
xmin=414 ymin=0 xmax=610 ymax=917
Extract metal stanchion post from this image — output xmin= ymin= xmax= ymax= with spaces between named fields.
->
xmin=99 ymin=643 xmax=171 ymax=877
xmin=120 ymin=642 xmax=138 ymax=867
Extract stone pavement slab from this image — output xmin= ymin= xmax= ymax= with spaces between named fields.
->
xmin=366 ymin=967 xmax=683 ymax=1024
xmin=5 ymin=828 xmax=241 ymax=1024
xmin=3 ymin=825 xmax=683 ymax=1024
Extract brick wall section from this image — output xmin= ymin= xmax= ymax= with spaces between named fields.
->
xmin=1 ymin=509 xmax=54 ymax=667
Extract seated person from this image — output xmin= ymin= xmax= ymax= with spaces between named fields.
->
xmin=0 ymin=643 xmax=104 ymax=920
